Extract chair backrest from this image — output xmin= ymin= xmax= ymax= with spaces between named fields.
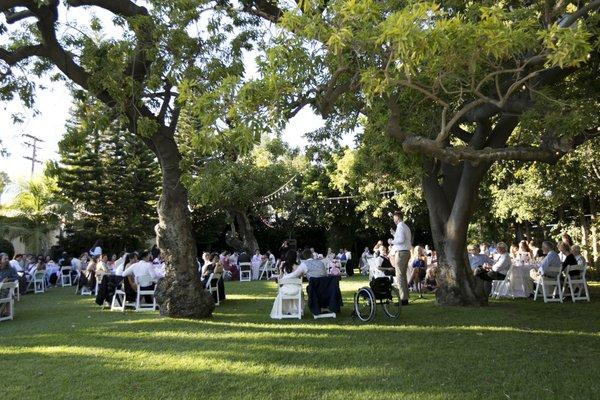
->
xmin=544 ymin=263 xmax=562 ymax=277
xmin=34 ymin=270 xmax=45 ymax=280
xmin=134 ymin=275 xmax=155 ymax=289
xmin=565 ymin=263 xmax=586 ymax=276
xmin=0 ymin=281 xmax=19 ymax=300
xmin=279 ymin=277 xmax=302 ymax=286
xmin=239 ymin=262 xmax=251 ymax=270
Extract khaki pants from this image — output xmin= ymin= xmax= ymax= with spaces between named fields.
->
xmin=394 ymin=250 xmax=410 ymax=301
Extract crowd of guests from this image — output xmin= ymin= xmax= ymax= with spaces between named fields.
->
xmin=470 ymin=233 xmax=588 ymax=296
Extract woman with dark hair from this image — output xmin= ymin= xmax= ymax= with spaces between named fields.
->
xmin=270 ymin=249 xmax=302 ymax=319
xmin=280 ymin=250 xmax=298 ymax=276
xmin=561 ymin=233 xmax=574 ymax=247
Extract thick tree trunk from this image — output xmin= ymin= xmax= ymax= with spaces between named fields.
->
xmin=151 ymin=129 xmax=214 ymax=318
xmin=423 ymin=162 xmax=489 ymax=306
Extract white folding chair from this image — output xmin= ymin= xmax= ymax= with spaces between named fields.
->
xmin=491 ymin=265 xmax=514 ymax=299
xmin=276 ymin=278 xmax=303 ymax=319
xmin=258 ymin=262 xmax=270 ymax=280
xmin=135 ymin=276 xmax=156 ymax=311
xmin=339 ymin=260 xmax=347 ymax=276
xmin=0 ymin=281 xmax=19 ymax=322
xmin=79 ymin=272 xmax=94 ymax=296
xmin=562 ymin=264 xmax=590 ymax=302
xmin=239 ymin=262 xmax=252 ymax=282
xmin=60 ymin=267 xmax=72 ymax=286
xmin=268 ymin=261 xmax=279 ymax=279
xmin=205 ymin=273 xmax=221 ymax=306
xmin=111 ymin=280 xmax=135 ymax=311
xmin=33 ymin=270 xmax=46 ymax=294
xmin=533 ymin=264 xmax=563 ymax=303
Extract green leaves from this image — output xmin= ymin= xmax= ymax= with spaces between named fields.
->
xmin=542 ymin=21 xmax=592 ymax=68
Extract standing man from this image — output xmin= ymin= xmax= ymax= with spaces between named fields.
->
xmin=388 ymin=211 xmax=412 ymax=305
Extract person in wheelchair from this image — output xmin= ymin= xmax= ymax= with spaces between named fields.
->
xmin=370 ymin=246 xmax=395 ymax=278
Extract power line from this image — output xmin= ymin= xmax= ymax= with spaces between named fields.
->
xmin=22 ymin=133 xmax=44 ymax=177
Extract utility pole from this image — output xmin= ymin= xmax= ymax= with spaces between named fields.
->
xmin=22 ymin=133 xmax=44 ymax=177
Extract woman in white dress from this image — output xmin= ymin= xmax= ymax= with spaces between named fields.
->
xmin=270 ymin=250 xmax=302 ymax=319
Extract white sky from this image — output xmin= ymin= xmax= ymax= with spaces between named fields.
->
xmin=0 ymin=79 xmax=327 ymax=201
xmin=0 ymin=5 xmax=341 ymax=203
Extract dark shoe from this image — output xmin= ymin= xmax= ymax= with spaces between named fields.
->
xmin=401 ymin=300 xmax=409 ymax=306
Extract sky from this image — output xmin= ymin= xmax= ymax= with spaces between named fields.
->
xmin=0 ymin=5 xmax=341 ymax=203
xmin=0 ymin=80 xmax=329 ymax=202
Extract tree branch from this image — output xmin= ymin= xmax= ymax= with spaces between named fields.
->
xmin=4 ymin=8 xmax=35 ymax=23
xmin=403 ymin=126 xmax=599 ymax=165
xmin=66 ymin=0 xmax=148 ymax=18
xmin=559 ymin=0 xmax=600 ymax=27
xmin=239 ymin=0 xmax=284 ymax=23
xmin=0 ymin=44 xmax=46 ymax=66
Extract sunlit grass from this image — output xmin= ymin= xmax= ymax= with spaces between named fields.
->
xmin=1 ymin=277 xmax=599 ymax=399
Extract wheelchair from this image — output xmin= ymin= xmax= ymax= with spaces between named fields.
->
xmin=353 ymin=276 xmax=401 ymax=322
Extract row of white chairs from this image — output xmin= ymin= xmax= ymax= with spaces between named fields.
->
xmin=110 ymin=276 xmax=156 ymax=312
xmin=491 ymin=262 xmax=590 ymax=303
xmin=239 ymin=261 xmax=278 ymax=282
xmin=533 ymin=263 xmax=590 ymax=303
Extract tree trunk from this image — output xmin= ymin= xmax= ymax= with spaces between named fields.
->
xmin=229 ymin=209 xmax=260 ymax=253
xmin=422 ymin=161 xmax=489 ymax=306
xmin=151 ymin=129 xmax=214 ymax=318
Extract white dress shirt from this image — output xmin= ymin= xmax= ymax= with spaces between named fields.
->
xmin=71 ymin=258 xmax=82 ymax=272
xmin=491 ymin=252 xmax=511 ymax=274
xmin=390 ymin=221 xmax=412 ymax=252
xmin=538 ymin=251 xmax=562 ymax=276
xmin=122 ymin=260 xmax=157 ymax=287
xmin=9 ymin=259 xmax=23 ymax=272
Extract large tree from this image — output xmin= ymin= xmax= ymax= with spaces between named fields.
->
xmin=47 ymin=98 xmax=160 ymax=254
xmin=0 ymin=0 xmax=267 ymax=317
xmin=247 ymin=1 xmax=600 ymax=305
xmin=184 ymin=137 xmax=304 ymax=253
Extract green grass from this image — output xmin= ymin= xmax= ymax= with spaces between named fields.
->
xmin=1 ymin=277 xmax=599 ymax=400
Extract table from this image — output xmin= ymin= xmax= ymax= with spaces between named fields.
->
xmin=500 ymin=263 xmax=539 ymax=298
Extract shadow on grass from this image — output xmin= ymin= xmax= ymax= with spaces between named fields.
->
xmin=2 ymin=279 xmax=600 ymax=399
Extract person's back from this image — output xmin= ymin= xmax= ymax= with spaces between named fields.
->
xmin=303 ymin=259 xmax=327 ymax=279
xmin=539 ymin=250 xmax=561 ymax=276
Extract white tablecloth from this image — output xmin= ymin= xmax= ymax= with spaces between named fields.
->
xmin=502 ymin=263 xmax=538 ymax=298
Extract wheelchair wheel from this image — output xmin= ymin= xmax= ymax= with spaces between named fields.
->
xmin=354 ymin=287 xmax=376 ymax=322
xmin=382 ymin=286 xmax=401 ymax=319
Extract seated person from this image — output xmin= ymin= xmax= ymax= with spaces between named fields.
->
xmin=0 ymin=253 xmax=18 ymax=317
xmin=408 ymin=245 xmax=427 ymax=289
xmin=81 ymin=256 xmax=97 ymax=292
xmin=425 ymin=264 xmax=438 ymax=292
xmin=200 ymin=253 xmax=219 ymax=287
xmin=270 ymin=250 xmax=302 ymax=318
xmin=122 ymin=251 xmax=157 ymax=302
xmin=529 ymin=241 xmax=562 ymax=283
xmin=558 ymin=242 xmax=578 ymax=276
xmin=572 ymin=245 xmax=586 ymax=269
xmin=474 ymin=242 xmax=511 ymax=282
xmin=371 ymin=246 xmax=395 ymax=278
xmin=468 ymin=244 xmax=491 ymax=271
xmin=283 ymin=249 xmax=327 ymax=280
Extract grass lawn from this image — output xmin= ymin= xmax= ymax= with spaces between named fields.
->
xmin=1 ymin=277 xmax=599 ymax=400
